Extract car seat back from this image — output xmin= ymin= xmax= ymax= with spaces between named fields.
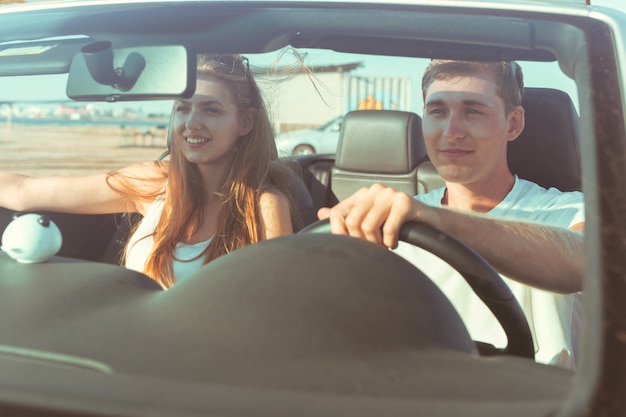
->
xmin=330 ymin=110 xmax=429 ymax=201
xmin=508 ymin=87 xmax=581 ymax=191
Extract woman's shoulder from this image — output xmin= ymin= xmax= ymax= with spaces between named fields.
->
xmin=259 ymin=187 xmax=289 ymax=206
xmin=259 ymin=187 xmax=293 ymax=237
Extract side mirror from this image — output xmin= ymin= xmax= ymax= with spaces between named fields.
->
xmin=66 ymin=42 xmax=196 ymax=102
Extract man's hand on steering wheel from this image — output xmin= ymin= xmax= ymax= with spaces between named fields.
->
xmin=317 ymin=183 xmax=440 ymax=249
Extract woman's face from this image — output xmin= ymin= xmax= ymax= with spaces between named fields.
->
xmin=172 ymin=74 xmax=253 ymax=168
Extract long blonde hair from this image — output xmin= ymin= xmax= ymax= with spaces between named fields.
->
xmin=109 ymin=54 xmax=302 ymax=288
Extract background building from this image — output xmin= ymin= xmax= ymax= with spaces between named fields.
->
xmin=259 ymin=62 xmax=411 ymax=134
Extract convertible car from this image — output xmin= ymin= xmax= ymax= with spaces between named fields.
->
xmin=0 ymin=0 xmax=624 ymax=416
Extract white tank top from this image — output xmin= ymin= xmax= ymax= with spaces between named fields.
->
xmin=125 ymin=198 xmax=212 ymax=284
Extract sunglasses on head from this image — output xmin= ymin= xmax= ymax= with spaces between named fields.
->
xmin=214 ymin=54 xmax=250 ymax=75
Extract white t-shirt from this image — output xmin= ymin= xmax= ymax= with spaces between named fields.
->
xmin=125 ymin=198 xmax=211 ymax=284
xmin=393 ymin=176 xmax=584 ymax=368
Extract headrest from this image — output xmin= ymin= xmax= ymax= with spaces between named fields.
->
xmin=508 ymin=87 xmax=581 ymax=192
xmin=335 ymin=110 xmax=428 ymax=174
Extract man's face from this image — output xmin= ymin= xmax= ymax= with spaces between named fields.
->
xmin=422 ymin=70 xmax=521 ymax=189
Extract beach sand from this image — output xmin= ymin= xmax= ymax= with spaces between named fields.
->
xmin=0 ymin=124 xmax=168 ymax=177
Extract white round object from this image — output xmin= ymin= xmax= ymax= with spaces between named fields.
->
xmin=1 ymin=214 xmax=63 ymax=263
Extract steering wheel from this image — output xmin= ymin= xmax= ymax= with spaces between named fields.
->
xmin=300 ymin=218 xmax=535 ymax=359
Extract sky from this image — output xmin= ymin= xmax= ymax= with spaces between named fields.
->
xmin=2 ymin=0 xmax=626 ymax=115
xmin=589 ymin=0 xmax=623 ymax=9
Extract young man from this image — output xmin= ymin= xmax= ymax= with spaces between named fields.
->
xmin=318 ymin=60 xmax=584 ymax=368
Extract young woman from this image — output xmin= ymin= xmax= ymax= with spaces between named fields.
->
xmin=0 ymin=54 xmax=302 ymax=288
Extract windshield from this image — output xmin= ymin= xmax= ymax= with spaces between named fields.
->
xmin=0 ymin=49 xmax=576 ymax=176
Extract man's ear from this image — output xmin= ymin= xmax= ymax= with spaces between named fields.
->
xmin=239 ymin=107 xmax=256 ymax=136
xmin=506 ymin=105 xmax=525 ymax=142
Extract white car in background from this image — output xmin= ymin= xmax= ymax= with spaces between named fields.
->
xmin=275 ymin=115 xmax=343 ymax=156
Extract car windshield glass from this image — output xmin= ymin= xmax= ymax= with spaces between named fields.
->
xmin=0 ymin=49 xmax=577 ymax=176
xmin=316 ymin=117 xmax=341 ymax=131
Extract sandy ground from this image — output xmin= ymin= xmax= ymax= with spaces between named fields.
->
xmin=0 ymin=124 xmax=168 ymax=177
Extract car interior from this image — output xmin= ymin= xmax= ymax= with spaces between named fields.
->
xmin=0 ymin=1 xmax=624 ymax=416
xmin=0 ymin=86 xmax=581 ymax=265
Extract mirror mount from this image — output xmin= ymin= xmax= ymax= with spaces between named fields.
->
xmin=81 ymin=41 xmax=145 ymax=91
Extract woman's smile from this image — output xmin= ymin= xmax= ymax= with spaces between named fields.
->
xmin=185 ymin=136 xmax=212 ymax=145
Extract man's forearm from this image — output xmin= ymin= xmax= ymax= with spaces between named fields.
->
xmin=433 ymin=208 xmax=584 ymax=293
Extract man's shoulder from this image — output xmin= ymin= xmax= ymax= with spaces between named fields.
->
xmin=515 ymin=178 xmax=583 ymax=202
xmin=500 ymin=177 xmax=585 ymax=226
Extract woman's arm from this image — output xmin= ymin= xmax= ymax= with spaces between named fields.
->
xmin=0 ymin=162 xmax=166 ymax=216
xmin=259 ymin=189 xmax=293 ymax=239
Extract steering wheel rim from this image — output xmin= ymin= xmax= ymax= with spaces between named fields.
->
xmin=300 ymin=218 xmax=535 ymax=359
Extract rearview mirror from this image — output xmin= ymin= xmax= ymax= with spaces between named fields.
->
xmin=66 ymin=42 xmax=196 ymax=102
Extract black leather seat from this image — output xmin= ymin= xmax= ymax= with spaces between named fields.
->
xmin=330 ymin=110 xmax=429 ymax=200
xmin=295 ymin=109 xmax=436 ymax=210
xmin=508 ymin=87 xmax=581 ymax=191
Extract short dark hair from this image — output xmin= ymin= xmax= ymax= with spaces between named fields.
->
xmin=421 ymin=60 xmax=524 ymax=114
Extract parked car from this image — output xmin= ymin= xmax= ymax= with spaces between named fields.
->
xmin=275 ymin=115 xmax=343 ymax=156
xmin=0 ymin=0 xmax=624 ymax=416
